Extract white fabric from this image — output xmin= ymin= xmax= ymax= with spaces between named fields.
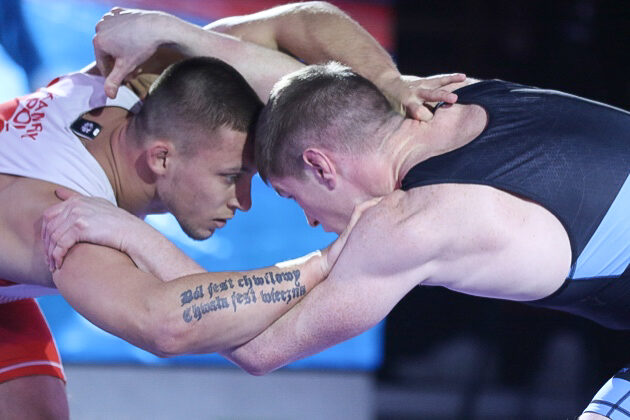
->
xmin=0 ymin=72 xmax=141 ymax=300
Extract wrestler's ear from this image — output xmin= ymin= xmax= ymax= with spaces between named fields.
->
xmin=145 ymin=140 xmax=173 ymax=176
xmin=303 ymin=148 xmax=337 ymax=190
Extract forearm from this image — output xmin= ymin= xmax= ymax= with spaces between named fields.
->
xmin=157 ymin=251 xmax=326 ymax=355
xmin=54 ymin=244 xmax=327 ymax=356
xmin=207 ymin=2 xmax=400 ymax=96
xmin=221 ymin=273 xmax=390 ymax=375
xmin=123 ymin=220 xmax=205 ymax=281
xmin=150 ymin=14 xmax=303 ymax=101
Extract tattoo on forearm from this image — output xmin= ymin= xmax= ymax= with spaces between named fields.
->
xmin=180 ymin=270 xmax=306 ymax=323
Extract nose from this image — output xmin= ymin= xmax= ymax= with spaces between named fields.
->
xmin=229 ymin=176 xmax=253 ymax=212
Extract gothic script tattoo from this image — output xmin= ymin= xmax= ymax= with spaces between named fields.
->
xmin=179 ymin=270 xmax=305 ymax=323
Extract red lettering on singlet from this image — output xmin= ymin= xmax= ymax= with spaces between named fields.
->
xmin=0 ymin=98 xmax=20 ymax=132
xmin=0 ymin=92 xmax=54 ymax=139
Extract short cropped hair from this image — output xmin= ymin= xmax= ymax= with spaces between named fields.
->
xmin=255 ymin=62 xmax=399 ymax=183
xmin=133 ymin=56 xmax=262 ymax=154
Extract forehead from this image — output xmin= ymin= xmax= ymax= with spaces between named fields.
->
xmin=196 ymin=127 xmax=254 ymax=168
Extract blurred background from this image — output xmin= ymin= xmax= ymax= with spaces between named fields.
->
xmin=0 ymin=0 xmax=628 ymax=419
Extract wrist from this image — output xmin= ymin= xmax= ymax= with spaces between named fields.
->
xmin=375 ymin=68 xmax=401 ymax=87
xmin=118 ymin=215 xmax=152 ymax=256
xmin=276 ymin=250 xmax=327 ymax=287
xmin=163 ymin=14 xmax=206 ymax=50
xmin=149 ymin=12 xmax=185 ymax=46
xmin=373 ymin=69 xmax=405 ymax=113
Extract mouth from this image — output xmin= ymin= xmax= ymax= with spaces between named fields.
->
xmin=214 ymin=219 xmax=227 ymax=228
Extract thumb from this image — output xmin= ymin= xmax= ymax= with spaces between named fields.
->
xmin=54 ymin=188 xmax=80 ymax=201
xmin=407 ymin=103 xmax=434 ymax=121
xmin=104 ymin=59 xmax=131 ymax=99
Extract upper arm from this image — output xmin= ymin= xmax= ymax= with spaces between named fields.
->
xmin=53 ymin=241 xmax=163 ymax=351
xmin=401 ymin=184 xmax=571 ymax=300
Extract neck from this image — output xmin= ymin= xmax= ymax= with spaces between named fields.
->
xmin=88 ymin=117 xmax=159 ymax=217
xmin=389 ymin=103 xmax=485 ymax=188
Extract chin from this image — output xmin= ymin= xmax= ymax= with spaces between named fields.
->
xmin=179 ymin=222 xmax=214 ymax=241
xmin=325 ymin=224 xmax=343 ymax=235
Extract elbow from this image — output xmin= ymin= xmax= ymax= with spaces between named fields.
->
xmin=144 ymin=322 xmax=186 ymax=359
xmin=299 ymin=1 xmax=340 ymax=13
xmin=228 ymin=347 xmax=280 ymax=377
xmin=148 ymin=329 xmax=186 ymax=359
xmin=140 ymin=299 xmax=195 ymax=358
xmin=237 ymin=360 xmax=276 ymax=377
xmin=288 ymin=1 xmax=343 ymax=22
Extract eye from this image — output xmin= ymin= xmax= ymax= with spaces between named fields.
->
xmin=223 ymin=174 xmax=240 ymax=184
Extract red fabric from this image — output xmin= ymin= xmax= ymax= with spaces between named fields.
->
xmin=0 ymin=298 xmax=65 ymax=383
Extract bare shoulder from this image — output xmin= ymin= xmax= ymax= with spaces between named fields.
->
xmin=339 ymin=189 xmax=436 ymax=279
xmin=347 ymin=184 xmax=571 ymax=300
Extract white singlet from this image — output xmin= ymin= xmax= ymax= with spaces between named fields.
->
xmin=0 ymin=72 xmax=141 ymax=301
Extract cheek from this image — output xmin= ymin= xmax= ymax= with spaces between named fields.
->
xmin=201 ymin=180 xmax=230 ymax=208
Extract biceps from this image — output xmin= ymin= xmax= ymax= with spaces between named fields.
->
xmin=53 ymin=243 xmax=157 ymax=318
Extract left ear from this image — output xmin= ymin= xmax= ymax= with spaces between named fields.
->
xmin=145 ymin=140 xmax=174 ymax=177
xmin=302 ymin=148 xmax=337 ymax=190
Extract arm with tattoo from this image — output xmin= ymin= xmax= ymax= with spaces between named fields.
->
xmin=42 ymin=190 xmax=359 ymax=356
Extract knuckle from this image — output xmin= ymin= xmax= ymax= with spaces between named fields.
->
xmin=50 ymin=230 xmax=60 ymax=243
xmin=76 ymin=218 xmax=89 ymax=229
xmin=58 ymin=235 xmax=74 ymax=248
xmin=52 ymin=248 xmax=63 ymax=261
xmin=42 ymin=210 xmax=52 ymax=221
xmin=68 ymin=206 xmax=82 ymax=217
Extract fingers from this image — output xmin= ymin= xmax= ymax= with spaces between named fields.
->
xmin=354 ymin=196 xmax=384 ymax=213
xmin=54 ymin=187 xmax=79 ymax=201
xmin=41 ymin=196 xmax=85 ymax=271
xmin=347 ymin=196 xmax=383 ymax=230
xmin=104 ymin=59 xmax=132 ymax=99
xmin=50 ymin=228 xmax=82 ymax=271
xmin=435 ymin=72 xmax=466 ymax=85
xmin=419 ymin=88 xmax=458 ymax=104
xmin=407 ymin=103 xmax=435 ymax=121
xmin=41 ymin=200 xmax=69 ymax=249
xmin=42 ymin=204 xmax=72 ymax=270
xmin=93 ymin=29 xmax=130 ymax=98
xmin=410 ymin=73 xmax=466 ymax=105
xmin=422 ymin=73 xmax=466 ymax=87
xmin=46 ymin=216 xmax=80 ymax=270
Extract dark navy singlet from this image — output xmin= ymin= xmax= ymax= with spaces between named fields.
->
xmin=401 ymin=80 xmax=630 ymax=329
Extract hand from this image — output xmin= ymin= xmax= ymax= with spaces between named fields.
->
xmin=320 ymin=196 xmax=384 ymax=277
xmin=93 ymin=7 xmax=174 ymax=98
xmin=379 ymin=72 xmax=467 ymax=121
xmin=41 ymin=188 xmax=144 ymax=271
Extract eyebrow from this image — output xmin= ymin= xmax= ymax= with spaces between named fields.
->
xmin=222 ymin=165 xmax=255 ymax=174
